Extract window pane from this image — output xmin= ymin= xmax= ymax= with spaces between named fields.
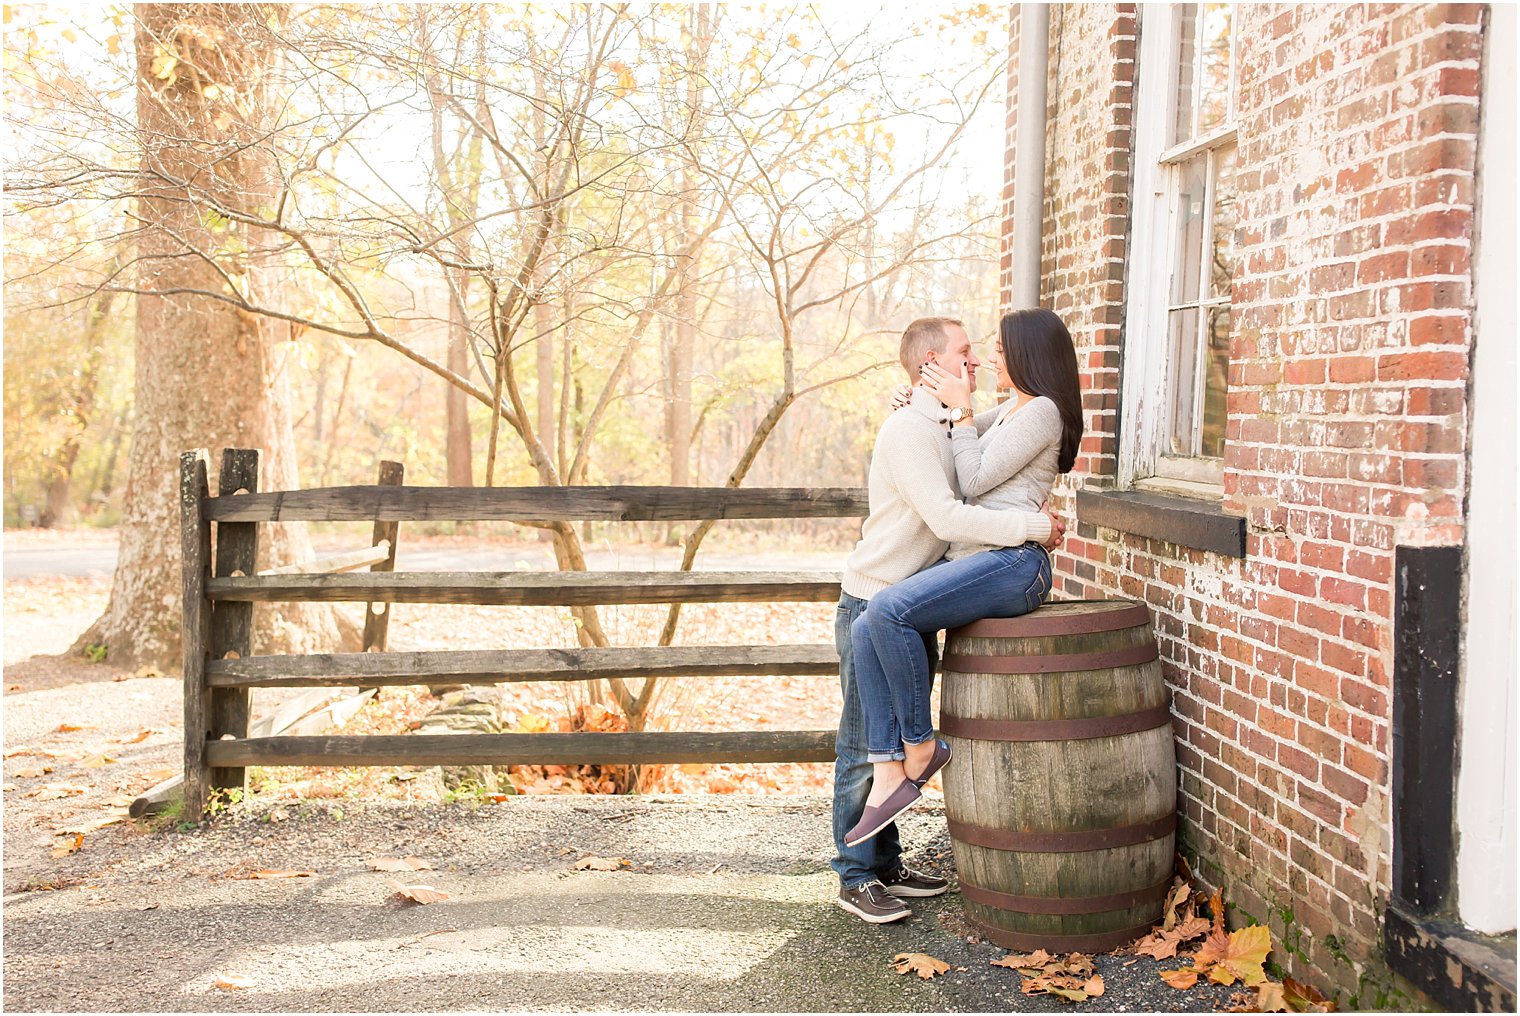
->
xmin=1201 ymin=305 xmax=1231 ymax=459
xmin=1197 ymin=4 xmax=1234 ymax=134
xmin=1210 ymin=144 xmax=1237 ymax=301
xmin=1167 ymin=307 xmax=1201 ymax=456
xmin=1173 ymin=4 xmax=1198 ymax=144
xmin=1171 ymin=155 xmax=1207 ymax=305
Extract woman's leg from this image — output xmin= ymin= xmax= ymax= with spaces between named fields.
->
xmin=849 ymin=612 xmax=914 ymax=808
xmin=861 ymin=544 xmax=1051 ymax=775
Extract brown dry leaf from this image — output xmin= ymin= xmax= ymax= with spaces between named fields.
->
xmin=573 ymin=856 xmax=628 ymax=871
xmin=29 ymin=783 xmax=88 ymax=801
xmin=268 ymin=808 xmax=289 ymax=822
xmin=1283 ymin=976 xmax=1336 ymax=1012
xmin=56 ymin=723 xmax=89 ymax=733
xmin=991 ymin=949 xmax=1055 ymax=970
xmin=1020 ymin=973 xmax=1094 ymax=1002
xmin=1160 ymin=968 xmax=1200 ymax=989
xmin=213 ymin=974 xmax=253 ymax=990
xmin=52 ymin=833 xmax=84 ymax=858
xmin=1254 ymin=981 xmax=1290 ymax=1012
xmin=1195 ymin=924 xmax=1271 ymax=987
xmin=1162 ymin=880 xmax=1192 ymax=930
xmin=387 ymin=879 xmax=448 ymax=904
xmin=1082 ymin=975 xmax=1105 ymax=997
xmin=108 ymin=795 xmax=136 ymax=808
xmin=1132 ymin=914 xmax=1213 ymax=960
xmin=55 ymin=809 xmax=129 ymax=835
xmin=14 ymin=766 xmax=52 ymax=778
xmin=371 ymin=856 xmax=433 ymax=872
xmin=78 ymin=755 xmax=117 ymax=768
xmin=114 ymin=729 xmax=154 ymax=744
xmin=2 ymin=783 xmax=15 ymax=792
xmin=247 ymin=869 xmax=315 ymax=879
xmin=890 ymin=952 xmax=950 ymax=980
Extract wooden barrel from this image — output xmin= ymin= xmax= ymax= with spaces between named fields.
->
xmin=939 ymin=599 xmax=1176 ymax=954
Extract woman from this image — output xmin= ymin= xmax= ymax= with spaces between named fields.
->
xmin=843 ymin=308 xmax=1084 ymax=847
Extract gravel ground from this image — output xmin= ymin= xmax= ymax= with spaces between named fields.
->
xmin=4 ymin=795 xmax=1247 ymax=1013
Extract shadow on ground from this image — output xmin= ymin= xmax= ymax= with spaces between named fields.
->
xmin=3 ymin=796 xmax=1243 ymax=1012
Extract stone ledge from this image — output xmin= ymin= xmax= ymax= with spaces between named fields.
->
xmin=1384 ymin=903 xmax=1517 ymax=1013
xmin=1075 ymin=487 xmax=1247 ymax=558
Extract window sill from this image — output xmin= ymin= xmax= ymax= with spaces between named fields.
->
xmin=1074 ymin=486 xmax=1246 ymax=558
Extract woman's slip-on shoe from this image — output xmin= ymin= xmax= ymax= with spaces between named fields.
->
xmin=844 ymin=779 xmax=923 ymax=847
xmin=908 ymin=738 xmax=952 ymax=788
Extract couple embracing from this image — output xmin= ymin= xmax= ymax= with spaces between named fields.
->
xmin=831 ymin=310 xmax=1084 ymax=924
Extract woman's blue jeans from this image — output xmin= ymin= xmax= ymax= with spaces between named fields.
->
xmin=851 ymin=544 xmax=1052 ymax=761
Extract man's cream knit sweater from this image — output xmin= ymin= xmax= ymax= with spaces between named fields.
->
xmin=841 ymin=388 xmax=1053 ymax=601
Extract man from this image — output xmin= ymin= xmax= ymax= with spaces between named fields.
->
xmin=832 ymin=316 xmax=1064 ymax=923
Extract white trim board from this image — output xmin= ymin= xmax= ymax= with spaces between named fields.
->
xmin=1456 ymin=1 xmax=1518 ymax=937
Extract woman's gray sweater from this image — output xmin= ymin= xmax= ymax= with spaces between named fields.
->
xmin=946 ymin=395 xmax=1063 ymax=561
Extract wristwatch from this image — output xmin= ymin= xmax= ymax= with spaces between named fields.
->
xmin=948 ymin=406 xmax=972 ymax=424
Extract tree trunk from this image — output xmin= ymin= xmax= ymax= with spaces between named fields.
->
xmin=445 ymin=270 xmax=474 ymax=486
xmin=77 ymin=3 xmax=356 ymax=670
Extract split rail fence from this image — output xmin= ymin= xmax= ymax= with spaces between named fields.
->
xmin=180 ymin=447 xmax=866 ymax=816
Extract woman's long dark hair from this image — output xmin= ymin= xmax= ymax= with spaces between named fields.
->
xmin=999 ymin=309 xmax=1084 ymax=473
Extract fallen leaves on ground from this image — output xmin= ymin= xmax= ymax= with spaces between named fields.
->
xmin=27 ymin=783 xmax=88 ymax=801
xmin=113 ymin=729 xmax=154 ymax=744
xmin=77 ymin=754 xmax=117 ymax=768
xmin=997 ymin=952 xmax=1102 ymax=1003
xmin=1281 ymin=977 xmax=1336 ymax=1012
xmin=1142 ymin=882 xmax=1336 ymax=1012
xmin=213 ymin=974 xmax=253 ymax=990
xmin=371 ymin=856 xmax=433 ymax=872
xmin=246 ymin=869 xmax=316 ymax=879
xmin=54 ymin=808 xmax=129 ymax=835
xmin=55 ymin=723 xmax=91 ymax=733
xmin=51 ymin=833 xmax=83 ymax=858
xmin=991 ymin=949 xmax=1055 ymax=971
xmin=387 ymin=879 xmax=448 ymax=904
xmin=572 ymin=855 xmax=629 ymax=871
xmin=13 ymin=766 xmax=52 ymax=778
xmin=1191 ymin=891 xmax=1270 ymax=987
xmin=891 ymin=953 xmax=950 ymax=980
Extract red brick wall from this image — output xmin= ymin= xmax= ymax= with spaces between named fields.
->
xmin=1006 ymin=3 xmax=1484 ymax=1003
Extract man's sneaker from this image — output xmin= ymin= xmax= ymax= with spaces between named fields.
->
xmin=879 ymin=865 xmax=950 ymax=898
xmin=836 ymin=879 xmax=912 ymax=924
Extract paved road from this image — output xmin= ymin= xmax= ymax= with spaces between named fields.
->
xmin=3 ymin=543 xmax=846 ymax=579
xmin=3 ymin=547 xmax=120 ymax=579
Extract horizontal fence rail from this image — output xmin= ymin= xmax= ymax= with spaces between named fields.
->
xmin=206 ymin=570 xmax=844 ymax=605
xmin=179 ymin=449 xmax=863 ymax=816
xmin=204 ymin=485 xmax=870 ymax=523
xmin=205 ymin=730 xmax=839 ymax=768
xmin=205 ymin=644 xmax=842 ymax=688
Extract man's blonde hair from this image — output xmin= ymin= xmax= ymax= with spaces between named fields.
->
xmin=900 ymin=317 xmax=964 ymax=378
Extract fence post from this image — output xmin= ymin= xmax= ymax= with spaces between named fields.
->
xmin=207 ymin=447 xmax=261 ymax=804
xmin=362 ymin=460 xmax=404 ymax=653
xmin=180 ymin=449 xmax=212 ymax=817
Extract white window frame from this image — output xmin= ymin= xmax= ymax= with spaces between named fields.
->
xmin=1119 ymin=3 xmax=1239 ymax=493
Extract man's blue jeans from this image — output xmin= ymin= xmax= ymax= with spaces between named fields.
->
xmin=852 ymin=545 xmax=1052 ymax=761
xmin=831 ymin=592 xmax=936 ymax=889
